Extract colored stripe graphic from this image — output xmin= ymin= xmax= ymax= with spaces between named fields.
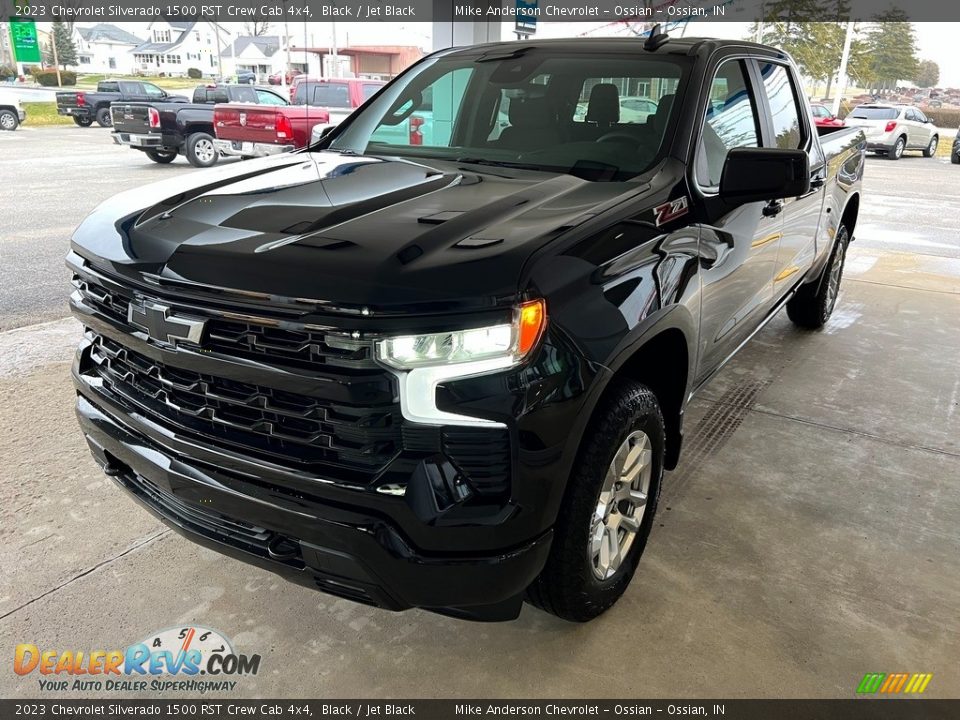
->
xmin=857 ymin=672 xmax=932 ymax=694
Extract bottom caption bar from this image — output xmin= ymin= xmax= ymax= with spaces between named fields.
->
xmin=1 ymin=700 xmax=957 ymax=720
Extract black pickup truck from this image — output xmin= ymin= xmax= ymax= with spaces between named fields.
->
xmin=111 ymin=84 xmax=285 ymax=167
xmin=56 ymin=79 xmax=188 ymax=128
xmin=68 ymin=37 xmax=865 ymax=622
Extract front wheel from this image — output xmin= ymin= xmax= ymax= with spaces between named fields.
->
xmin=922 ymin=135 xmax=939 ymax=158
xmin=185 ymin=132 xmax=219 ymax=168
xmin=887 ymin=136 xmax=905 ymax=160
xmin=0 ymin=109 xmax=18 ymax=131
xmin=526 ymin=380 xmax=664 ymax=622
xmin=145 ymin=149 xmax=177 ymax=164
xmin=786 ymin=224 xmax=849 ymax=329
xmin=95 ymin=107 xmax=112 ymax=128
xmin=952 ymin=152 xmax=960 ymax=165
xmin=73 ymin=115 xmax=94 ymax=127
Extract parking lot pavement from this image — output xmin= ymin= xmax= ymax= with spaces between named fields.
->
xmin=0 ymin=126 xmax=230 ymax=331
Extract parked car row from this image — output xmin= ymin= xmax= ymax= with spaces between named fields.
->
xmin=57 ymin=79 xmax=188 ymax=128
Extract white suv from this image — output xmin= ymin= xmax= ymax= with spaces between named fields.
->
xmin=845 ymin=104 xmax=939 ymax=160
xmin=0 ymin=89 xmax=25 ymax=131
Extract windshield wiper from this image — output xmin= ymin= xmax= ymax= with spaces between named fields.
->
xmin=454 ymin=157 xmax=549 ymax=172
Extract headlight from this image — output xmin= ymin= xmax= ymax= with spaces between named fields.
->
xmin=375 ymin=300 xmax=546 ymax=427
xmin=376 ymin=299 xmax=546 ymax=370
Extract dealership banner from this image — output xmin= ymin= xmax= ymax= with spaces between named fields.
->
xmin=0 ymin=700 xmax=958 ymax=719
xmin=4 ymin=0 xmax=960 ymax=23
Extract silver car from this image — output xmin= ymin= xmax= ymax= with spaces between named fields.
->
xmin=845 ymin=104 xmax=940 ymax=160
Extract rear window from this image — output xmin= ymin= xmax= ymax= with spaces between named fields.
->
xmin=98 ymin=81 xmax=119 ymax=92
xmin=362 ymin=83 xmax=383 ymax=101
xmin=849 ymin=106 xmax=898 ymax=120
xmin=303 ymin=82 xmax=351 ymax=108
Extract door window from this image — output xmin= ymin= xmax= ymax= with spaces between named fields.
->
xmin=696 ymin=60 xmax=762 ymax=188
xmin=310 ymin=83 xmax=351 ymax=108
xmin=757 ymin=63 xmax=804 ymax=149
xmin=256 ymin=89 xmax=287 ymax=106
xmin=142 ymin=83 xmax=166 ymax=99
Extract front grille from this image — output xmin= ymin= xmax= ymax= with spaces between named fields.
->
xmin=87 ymin=333 xmax=400 ymax=477
xmin=72 ymin=274 xmax=373 ymax=370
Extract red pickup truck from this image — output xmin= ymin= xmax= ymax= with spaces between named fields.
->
xmin=213 ymin=104 xmax=329 ymax=159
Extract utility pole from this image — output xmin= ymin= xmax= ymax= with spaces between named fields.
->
xmin=832 ymin=21 xmax=854 ymax=117
xmin=330 ymin=22 xmax=338 ymax=78
xmin=51 ymin=26 xmax=62 ymax=87
xmin=214 ymin=22 xmax=224 ymax=80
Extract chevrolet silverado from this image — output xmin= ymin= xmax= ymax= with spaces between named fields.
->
xmin=69 ymin=36 xmax=865 ymax=622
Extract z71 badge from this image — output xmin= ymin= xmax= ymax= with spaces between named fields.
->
xmin=652 ymin=196 xmax=690 ymax=226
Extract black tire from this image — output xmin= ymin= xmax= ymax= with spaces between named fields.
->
xmin=887 ymin=136 xmax=905 ymax=160
xmin=73 ymin=115 xmax=94 ymax=127
xmin=185 ymin=132 xmax=219 ymax=168
xmin=921 ymin=135 xmax=938 ymax=158
xmin=95 ymin=107 xmax=112 ymax=128
xmin=786 ymin=224 xmax=849 ymax=329
xmin=0 ymin=109 xmax=18 ymax=131
xmin=526 ymin=380 xmax=665 ymax=622
xmin=145 ymin=149 xmax=177 ymax=164
xmin=952 ymin=152 xmax=960 ymax=165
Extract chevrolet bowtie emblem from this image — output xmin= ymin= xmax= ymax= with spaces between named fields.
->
xmin=127 ymin=300 xmax=206 ymax=347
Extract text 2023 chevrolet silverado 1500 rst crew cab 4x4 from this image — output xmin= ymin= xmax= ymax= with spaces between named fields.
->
xmin=68 ymin=37 xmax=865 ymax=622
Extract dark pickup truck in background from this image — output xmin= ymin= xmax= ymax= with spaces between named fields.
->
xmin=69 ymin=37 xmax=865 ymax=622
xmin=111 ymin=84 xmax=287 ymax=167
xmin=57 ymin=79 xmax=188 ymax=128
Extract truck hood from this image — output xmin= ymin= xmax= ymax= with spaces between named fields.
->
xmin=71 ymin=151 xmax=636 ymax=311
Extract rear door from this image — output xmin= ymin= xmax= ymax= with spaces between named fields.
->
xmin=693 ymin=57 xmax=784 ymax=382
xmin=753 ymin=60 xmax=826 ymax=302
xmin=119 ymin=81 xmax=148 ymax=102
xmin=904 ymin=107 xmax=932 ymax=147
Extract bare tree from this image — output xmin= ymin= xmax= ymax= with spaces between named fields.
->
xmin=243 ymin=22 xmax=272 ymax=37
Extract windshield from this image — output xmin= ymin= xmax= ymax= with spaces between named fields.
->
xmin=849 ymin=106 xmax=899 ymax=120
xmin=328 ymin=49 xmax=689 ymax=181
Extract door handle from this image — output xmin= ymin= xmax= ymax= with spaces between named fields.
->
xmin=762 ymin=199 xmax=784 ymax=217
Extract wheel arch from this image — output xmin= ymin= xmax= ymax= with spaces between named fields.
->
xmin=572 ymin=311 xmax=696 ymax=474
xmin=839 ymin=192 xmax=860 ymax=239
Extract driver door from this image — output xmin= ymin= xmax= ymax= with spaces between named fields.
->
xmin=694 ymin=58 xmax=784 ymax=383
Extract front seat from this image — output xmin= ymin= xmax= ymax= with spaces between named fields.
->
xmin=585 ymin=83 xmax=620 ymax=129
xmin=649 ymin=94 xmax=675 ymax=135
xmin=497 ymin=94 xmax=561 ymax=150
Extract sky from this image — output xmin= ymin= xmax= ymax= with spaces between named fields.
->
xmin=37 ymin=20 xmax=960 ymax=88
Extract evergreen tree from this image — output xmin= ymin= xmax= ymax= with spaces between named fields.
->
xmin=49 ymin=20 xmax=78 ymax=70
xmin=914 ymin=60 xmax=939 ymax=88
xmin=860 ymin=11 xmax=918 ymax=93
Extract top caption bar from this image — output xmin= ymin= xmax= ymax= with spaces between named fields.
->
xmin=2 ymin=0 xmax=960 ymax=23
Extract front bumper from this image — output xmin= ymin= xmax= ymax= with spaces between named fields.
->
xmin=113 ymin=132 xmax=163 ymax=148
xmin=214 ymin=139 xmax=294 ymax=158
xmin=75 ymin=380 xmax=552 ymax=620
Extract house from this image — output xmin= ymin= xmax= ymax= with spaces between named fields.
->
xmin=222 ymin=35 xmax=283 ymax=80
xmin=130 ymin=20 xmax=232 ymax=77
xmin=73 ymin=24 xmax=143 ymax=75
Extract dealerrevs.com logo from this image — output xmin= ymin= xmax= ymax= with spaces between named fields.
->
xmin=14 ymin=626 xmax=261 ymax=694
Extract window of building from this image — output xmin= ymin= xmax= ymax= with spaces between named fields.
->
xmin=154 ymin=29 xmax=171 ymax=43
xmin=108 ymin=57 xmax=116 ymax=69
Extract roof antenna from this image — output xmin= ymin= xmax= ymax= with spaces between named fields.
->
xmin=644 ymin=23 xmax=670 ymax=51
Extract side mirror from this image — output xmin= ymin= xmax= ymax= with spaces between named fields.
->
xmin=720 ymin=148 xmax=810 ymax=205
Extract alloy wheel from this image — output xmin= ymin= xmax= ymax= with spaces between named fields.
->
xmin=195 ymin=139 xmax=216 ymax=164
xmin=589 ymin=430 xmax=653 ymax=580
xmin=826 ymin=238 xmax=846 ymax=313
